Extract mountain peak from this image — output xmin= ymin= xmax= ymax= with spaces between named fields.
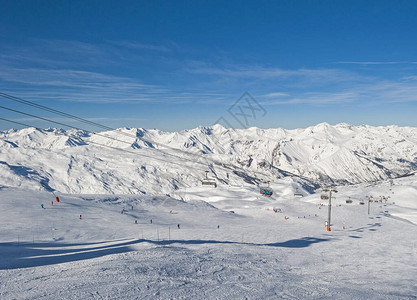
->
xmin=211 ymin=124 xmax=226 ymax=131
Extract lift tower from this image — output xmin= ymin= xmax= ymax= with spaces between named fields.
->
xmin=323 ymin=187 xmax=338 ymax=231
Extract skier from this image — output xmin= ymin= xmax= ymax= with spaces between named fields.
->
xmin=217 ymin=225 xmax=220 ymax=229
xmin=150 ymin=219 xmax=152 ymax=224
xmin=80 ymin=214 xmax=82 ymax=220
xmin=177 ymin=224 xmax=180 ymax=229
xmin=41 ymin=204 xmax=44 ymax=209
xmin=135 ymin=220 xmax=138 ymax=224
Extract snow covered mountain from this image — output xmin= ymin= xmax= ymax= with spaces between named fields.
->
xmin=0 ymin=123 xmax=416 ymax=195
xmin=1 ymin=124 xmax=417 ymax=299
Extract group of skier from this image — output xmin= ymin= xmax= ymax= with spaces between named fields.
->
xmin=40 ymin=198 xmax=220 ymax=231
xmin=40 ymin=196 xmax=85 ymax=221
xmin=41 ymin=196 xmax=60 ymax=209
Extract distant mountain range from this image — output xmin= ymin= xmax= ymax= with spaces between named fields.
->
xmin=1 ymin=123 xmax=416 ymax=195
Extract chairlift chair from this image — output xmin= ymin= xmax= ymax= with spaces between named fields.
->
xmin=294 ymin=188 xmax=303 ymax=198
xmin=260 ymin=181 xmax=273 ymax=197
xmin=202 ymin=171 xmax=217 ymax=188
xmin=260 ymin=187 xmax=273 ymax=196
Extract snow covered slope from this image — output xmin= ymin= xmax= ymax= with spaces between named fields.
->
xmin=1 ymin=123 xmax=416 ymax=298
xmin=0 ymin=123 xmax=416 ymax=195
xmin=0 ymin=174 xmax=416 ymax=299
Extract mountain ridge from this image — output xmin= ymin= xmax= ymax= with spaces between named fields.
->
xmin=1 ymin=123 xmax=416 ymax=194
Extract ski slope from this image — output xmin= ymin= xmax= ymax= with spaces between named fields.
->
xmin=1 ymin=175 xmax=416 ymax=299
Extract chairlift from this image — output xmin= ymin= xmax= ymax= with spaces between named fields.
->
xmin=294 ymin=188 xmax=303 ymax=198
xmin=260 ymin=187 xmax=273 ymax=197
xmin=202 ymin=171 xmax=217 ymax=188
xmin=260 ymin=181 xmax=273 ymax=197
xmin=321 ymin=194 xmax=329 ymax=200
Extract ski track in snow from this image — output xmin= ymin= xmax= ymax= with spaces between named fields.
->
xmin=1 ymin=175 xmax=417 ymax=299
xmin=1 ymin=124 xmax=417 ymax=299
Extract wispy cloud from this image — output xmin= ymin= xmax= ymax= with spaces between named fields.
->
xmin=336 ymin=61 xmax=417 ymax=65
xmin=184 ymin=62 xmax=364 ymax=83
xmin=109 ymin=40 xmax=171 ymax=52
xmin=0 ymin=64 xmax=170 ymax=103
xmin=261 ymin=92 xmax=358 ymax=105
xmin=0 ymin=38 xmax=230 ymax=104
xmin=262 ymin=92 xmax=290 ymax=98
xmin=2 ymin=38 xmax=417 ymax=109
xmin=0 ymin=67 xmax=152 ymax=89
xmin=401 ymin=75 xmax=417 ymax=81
xmin=0 ymin=63 xmax=232 ymax=104
xmin=260 ymin=77 xmax=417 ymax=106
xmin=0 ymin=39 xmax=116 ymax=69
xmin=366 ymin=80 xmax=417 ymax=104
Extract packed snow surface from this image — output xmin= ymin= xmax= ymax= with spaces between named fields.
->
xmin=1 ymin=174 xmax=416 ymax=299
xmin=1 ymin=124 xmax=416 ymax=299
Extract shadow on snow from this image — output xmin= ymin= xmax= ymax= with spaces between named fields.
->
xmin=0 ymin=236 xmax=330 ymax=270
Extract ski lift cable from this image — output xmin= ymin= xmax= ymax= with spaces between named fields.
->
xmin=0 ymin=104 xmax=233 ymax=173
xmin=0 ymin=92 xmax=116 ymax=132
xmin=0 ymin=92 xmax=278 ymax=185
xmin=0 ymin=117 xmax=214 ymax=171
xmin=0 ymin=112 xmax=276 ymax=181
xmin=0 ymin=110 xmax=235 ymax=172
xmin=0 ymin=117 xmax=150 ymax=194
xmin=0 ymin=92 xmax=239 ymax=168
xmin=0 ymin=106 xmax=265 ymax=181
xmin=0 ymin=92 xmax=322 ymax=186
xmin=0 ymin=93 xmax=258 ymax=176
xmin=0 ymin=104 xmax=174 ymax=152
xmin=0 ymin=106 xmax=321 ymax=188
xmin=0 ymin=103 xmax=158 ymax=150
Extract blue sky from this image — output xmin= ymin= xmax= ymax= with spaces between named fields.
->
xmin=1 ymin=0 xmax=417 ymax=131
